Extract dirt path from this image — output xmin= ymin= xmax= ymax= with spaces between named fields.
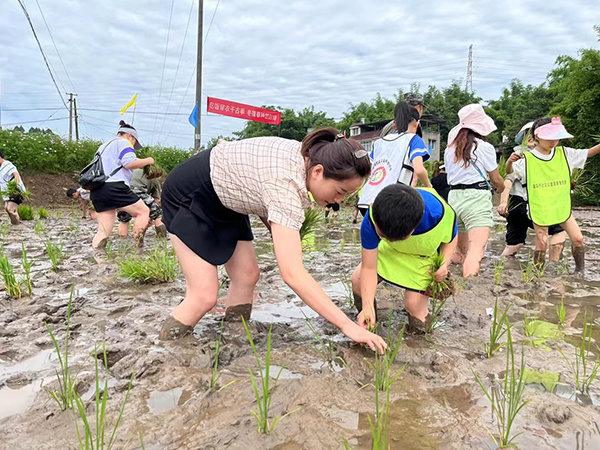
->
xmin=1 ymin=208 xmax=600 ymax=449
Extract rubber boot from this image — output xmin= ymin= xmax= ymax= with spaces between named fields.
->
xmin=573 ymin=246 xmax=585 ymax=272
xmin=224 ymin=303 xmax=252 ymax=322
xmin=155 ymin=224 xmax=168 ymax=238
xmin=549 ymin=242 xmax=565 ymax=262
xmin=533 ymin=250 xmax=546 ymax=268
xmin=159 ymin=315 xmax=194 ymax=340
xmin=407 ymin=313 xmax=431 ymax=335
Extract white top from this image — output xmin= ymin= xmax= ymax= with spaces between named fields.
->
xmin=512 ymin=146 xmax=587 ymax=185
xmin=507 ymin=174 xmax=528 ymax=199
xmin=444 ymin=138 xmax=498 ymax=185
xmin=97 ymin=137 xmax=137 ymax=185
xmin=0 ymin=160 xmax=26 ymax=201
xmin=76 ymin=187 xmax=90 ymax=201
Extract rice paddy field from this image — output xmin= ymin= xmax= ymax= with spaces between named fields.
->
xmin=2 ymin=207 xmax=600 ymax=449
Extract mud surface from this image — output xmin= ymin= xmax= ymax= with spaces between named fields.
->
xmin=2 ymin=208 xmax=600 ymax=449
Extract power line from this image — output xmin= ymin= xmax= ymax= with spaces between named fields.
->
xmin=2 ymin=116 xmax=68 ymax=127
xmin=34 ymin=0 xmax=76 ymax=92
xmin=15 ymin=0 xmax=68 ymax=111
xmin=204 ymin=0 xmax=221 ymax=46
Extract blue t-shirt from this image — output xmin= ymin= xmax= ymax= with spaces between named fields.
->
xmin=361 ymin=190 xmax=458 ymax=250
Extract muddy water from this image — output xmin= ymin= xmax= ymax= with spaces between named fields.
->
xmin=2 ymin=209 xmax=600 ymax=449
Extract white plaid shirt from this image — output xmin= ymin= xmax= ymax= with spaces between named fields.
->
xmin=210 ymin=137 xmax=311 ymax=230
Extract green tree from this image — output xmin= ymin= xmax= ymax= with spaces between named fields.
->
xmin=205 ymin=135 xmax=235 ymax=150
xmin=233 ymin=106 xmax=335 ymax=141
xmin=336 ymin=92 xmax=402 ymax=134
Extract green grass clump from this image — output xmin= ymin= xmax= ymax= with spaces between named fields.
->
xmin=45 ymin=239 xmax=65 ymax=272
xmin=559 ymin=314 xmax=600 ymax=393
xmin=117 ymin=245 xmax=178 ymax=283
xmin=44 ymin=284 xmax=76 ymax=411
xmin=17 ymin=204 xmax=34 ymax=221
xmin=473 ymin=326 xmax=530 ymax=448
xmin=37 ymin=207 xmax=49 ymax=219
xmin=242 ymin=318 xmax=298 ymax=434
xmin=485 ymin=299 xmax=511 ymax=358
xmin=34 ymin=220 xmax=45 ymax=236
xmin=300 ymin=208 xmax=322 ymax=240
xmin=556 ymin=298 xmax=567 ymax=327
xmin=73 ymin=342 xmax=135 ymax=450
xmin=0 ymin=254 xmax=23 ymax=298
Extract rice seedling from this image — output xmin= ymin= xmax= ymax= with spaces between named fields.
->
xmin=426 ymin=253 xmax=453 ymax=334
xmin=208 ymin=320 xmax=236 ymax=391
xmin=1 ymin=180 xmax=31 ymax=202
xmin=338 ymin=270 xmax=355 ymax=308
xmin=45 ymin=239 xmax=65 ymax=272
xmin=117 ymin=245 xmax=178 ymax=283
xmin=523 ymin=315 xmax=540 ymax=337
xmin=494 ymin=258 xmax=505 ymax=285
xmin=54 ymin=210 xmax=65 ymax=219
xmin=571 ymin=167 xmax=595 ymax=197
xmin=17 ymin=204 xmax=34 ymax=221
xmin=66 ymin=218 xmax=81 ymax=234
xmin=558 ymin=314 xmax=600 ymax=393
xmin=473 ymin=326 xmax=530 ymax=448
xmin=34 ymin=220 xmax=45 ymax=236
xmin=44 ymin=284 xmax=75 ymax=411
xmin=303 ymin=313 xmax=346 ymax=369
xmin=106 ymin=241 xmax=133 ymax=261
xmin=520 ymin=260 xmax=535 ymax=283
xmin=242 ymin=318 xmax=298 ymax=434
xmin=485 ymin=299 xmax=511 ymax=358
xmin=557 ymin=258 xmax=570 ymax=275
xmin=556 ymin=298 xmax=566 ymax=327
xmin=0 ymin=254 xmax=22 ymax=298
xmin=21 ymin=243 xmax=33 ymax=296
xmin=498 ymin=155 xmax=508 ymax=179
xmin=143 ymin=164 xmax=165 ymax=179
xmin=72 ymin=342 xmax=135 ymax=450
xmin=300 ymin=208 xmax=322 ymax=240
xmin=0 ymin=223 xmax=8 ymax=242
xmin=37 ymin=207 xmax=49 ymax=219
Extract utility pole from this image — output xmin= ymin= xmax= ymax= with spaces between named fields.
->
xmin=194 ymin=0 xmax=203 ymax=151
xmin=466 ymin=45 xmax=473 ymax=94
xmin=73 ymin=96 xmax=79 ymax=141
xmin=67 ymin=93 xmax=73 ymax=140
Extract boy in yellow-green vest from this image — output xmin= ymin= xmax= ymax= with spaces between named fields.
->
xmin=351 ymin=184 xmax=457 ymax=333
xmin=510 ymin=117 xmax=600 ymax=271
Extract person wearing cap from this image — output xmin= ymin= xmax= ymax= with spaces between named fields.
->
xmin=89 ymin=120 xmax=155 ymax=250
xmin=358 ymin=102 xmax=431 ymax=215
xmin=157 ymin=128 xmax=387 ymax=354
xmin=498 ymin=121 xmax=566 ymax=259
xmin=443 ymin=104 xmax=505 ymax=277
xmin=508 ymin=117 xmax=600 ymax=271
xmin=431 ymin=161 xmax=450 ymax=201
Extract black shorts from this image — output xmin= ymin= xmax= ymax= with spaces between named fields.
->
xmin=505 ymin=195 xmax=564 ymax=245
xmin=326 ymin=203 xmax=340 ymax=212
xmin=161 ymin=148 xmax=253 ymax=266
xmin=90 ymin=181 xmax=140 ymax=213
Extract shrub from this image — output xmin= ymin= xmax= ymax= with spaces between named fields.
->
xmin=118 ymin=245 xmax=178 ymax=283
xmin=18 ymin=205 xmax=34 ymax=221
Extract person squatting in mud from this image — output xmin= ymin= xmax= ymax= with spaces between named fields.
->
xmin=498 ymin=121 xmax=566 ymax=260
xmin=89 ymin=121 xmax=155 ymax=250
xmin=352 ymin=184 xmax=458 ymax=333
xmin=67 ymin=187 xmax=97 ymax=220
xmin=0 ymin=151 xmax=27 ymax=225
xmin=507 ymin=117 xmax=600 ymax=271
xmin=158 ymin=128 xmax=387 ymax=353
xmin=116 ymin=166 xmax=167 ymax=239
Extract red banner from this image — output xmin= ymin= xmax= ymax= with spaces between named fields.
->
xmin=207 ymin=97 xmax=281 ymax=125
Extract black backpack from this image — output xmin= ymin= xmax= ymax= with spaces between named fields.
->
xmin=78 ymin=138 xmax=123 ymax=190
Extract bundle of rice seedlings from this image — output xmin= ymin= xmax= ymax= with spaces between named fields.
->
xmin=300 ymin=208 xmax=322 ymax=240
xmin=37 ymin=207 xmax=49 ymax=219
xmin=17 ymin=205 xmax=34 ymax=221
xmin=1 ymin=180 xmax=31 ymax=203
xmin=425 ymin=253 xmax=454 ymax=333
xmin=118 ymin=245 xmax=178 ymax=283
xmin=143 ymin=164 xmax=165 ymax=179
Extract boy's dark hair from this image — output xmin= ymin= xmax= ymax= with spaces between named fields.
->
xmin=372 ymin=184 xmax=424 ymax=241
xmin=66 ymin=188 xmax=77 ymax=198
xmin=393 ymin=101 xmax=420 ymax=133
xmin=531 ymin=117 xmax=552 ymax=139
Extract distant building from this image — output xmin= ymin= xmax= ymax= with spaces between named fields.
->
xmin=348 ymin=116 xmax=444 ymax=161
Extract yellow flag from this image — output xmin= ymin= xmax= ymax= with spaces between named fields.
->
xmin=120 ymin=94 xmax=138 ymax=115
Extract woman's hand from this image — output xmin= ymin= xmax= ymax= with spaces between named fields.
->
xmin=357 ymin=304 xmax=376 ymax=330
xmin=341 ymin=321 xmax=387 ymax=354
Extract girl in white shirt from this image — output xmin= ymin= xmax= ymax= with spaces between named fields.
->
xmin=443 ymin=104 xmax=504 ymax=277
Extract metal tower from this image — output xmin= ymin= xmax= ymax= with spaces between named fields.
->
xmin=466 ymin=44 xmax=473 ymax=93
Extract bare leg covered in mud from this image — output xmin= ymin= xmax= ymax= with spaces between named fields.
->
xmin=533 ymin=225 xmax=549 ymax=267
xmin=223 ymin=241 xmax=260 ymax=322
xmin=453 ymin=227 xmax=489 ymax=277
xmin=561 ymin=216 xmax=585 ymax=272
xmin=549 ymin=231 xmax=567 ymax=262
xmin=502 ymin=243 xmax=524 ymax=258
xmin=120 ymin=200 xmax=150 ymax=248
xmin=5 ymin=200 xmax=19 ymax=225
xmin=92 ymin=210 xmax=116 ymax=249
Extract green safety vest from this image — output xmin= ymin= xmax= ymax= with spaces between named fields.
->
xmin=524 ymin=146 xmax=571 ymax=227
xmin=373 ymin=188 xmax=456 ymax=292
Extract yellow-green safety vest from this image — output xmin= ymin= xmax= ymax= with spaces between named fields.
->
xmin=524 ymin=146 xmax=571 ymax=226
xmin=373 ymin=188 xmax=456 ymax=292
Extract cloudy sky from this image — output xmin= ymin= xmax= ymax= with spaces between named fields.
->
xmin=1 ymin=0 xmax=598 ymax=149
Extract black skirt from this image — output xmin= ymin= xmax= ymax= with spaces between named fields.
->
xmin=90 ymin=181 xmax=140 ymax=213
xmin=161 ymin=148 xmax=253 ymax=266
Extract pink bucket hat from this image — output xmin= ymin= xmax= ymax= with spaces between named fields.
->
xmin=448 ymin=104 xmax=497 ymax=146
xmin=534 ymin=117 xmax=573 ymax=140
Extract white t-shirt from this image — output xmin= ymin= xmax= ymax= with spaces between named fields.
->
xmin=507 ymin=174 xmax=528 ymax=199
xmin=76 ymin=187 xmax=91 ymax=201
xmin=512 ymin=146 xmax=587 ymax=185
xmin=97 ymin=137 xmax=137 ymax=186
xmin=0 ymin=160 xmax=26 ymax=200
xmin=444 ymin=138 xmax=498 ymax=185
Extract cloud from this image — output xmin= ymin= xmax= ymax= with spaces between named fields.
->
xmin=0 ymin=0 xmax=598 ymax=148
